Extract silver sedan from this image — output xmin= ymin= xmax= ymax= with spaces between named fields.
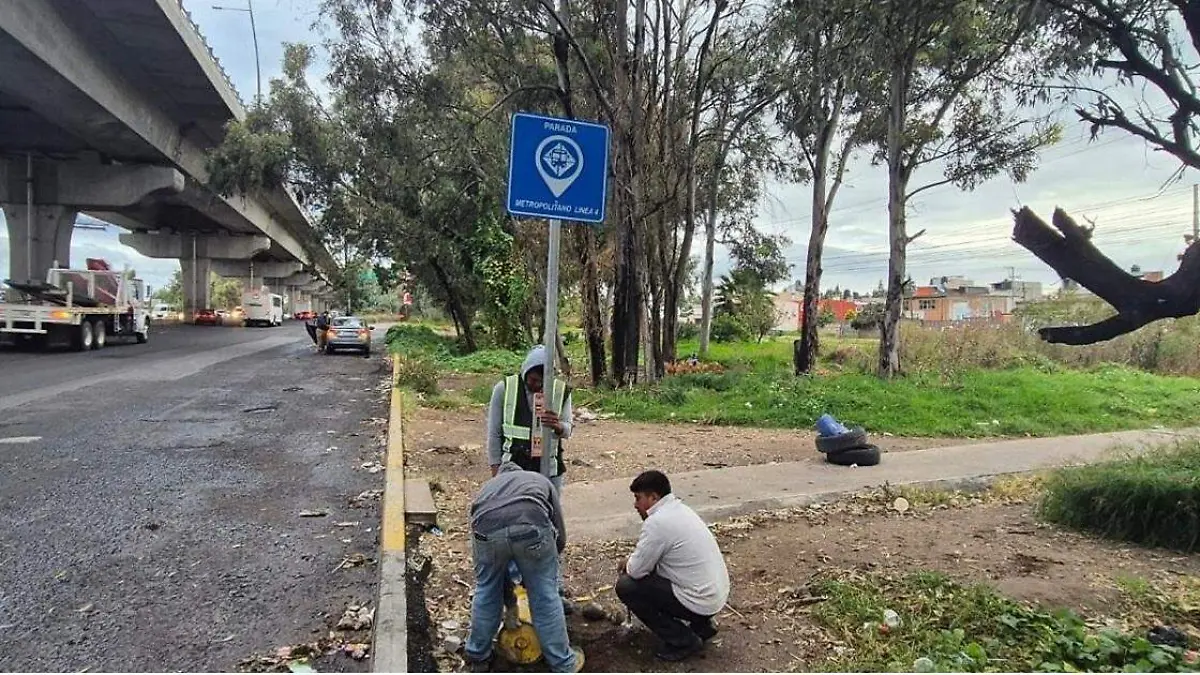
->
xmin=324 ymin=316 xmax=374 ymax=355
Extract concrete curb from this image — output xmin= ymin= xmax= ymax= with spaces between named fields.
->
xmin=372 ymin=356 xmax=407 ymax=672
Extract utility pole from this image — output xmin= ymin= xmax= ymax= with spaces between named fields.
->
xmin=212 ymin=1 xmax=261 ymax=102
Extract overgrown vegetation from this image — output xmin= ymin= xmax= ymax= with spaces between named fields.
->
xmin=1040 ymin=441 xmax=1200 ymax=552
xmin=385 ymin=324 xmax=525 ymax=375
xmin=583 ymin=362 xmax=1200 ymax=437
xmin=812 ymin=570 xmax=1197 ymax=672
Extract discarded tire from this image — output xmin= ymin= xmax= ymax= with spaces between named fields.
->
xmin=825 ymin=444 xmax=881 ymax=467
xmin=815 ymin=427 xmax=868 ymax=454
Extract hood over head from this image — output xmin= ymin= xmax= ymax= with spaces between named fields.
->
xmin=521 ymin=345 xmax=546 ymax=380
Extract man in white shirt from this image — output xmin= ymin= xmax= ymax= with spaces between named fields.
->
xmin=615 ymin=470 xmax=730 ymax=662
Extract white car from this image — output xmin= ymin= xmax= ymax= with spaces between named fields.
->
xmin=151 ymin=303 xmax=172 ymax=320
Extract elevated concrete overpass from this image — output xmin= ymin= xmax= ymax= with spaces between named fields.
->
xmin=0 ymin=0 xmax=340 ymax=313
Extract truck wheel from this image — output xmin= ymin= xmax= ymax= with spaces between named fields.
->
xmin=91 ymin=319 xmax=107 ymax=350
xmin=74 ymin=321 xmax=94 ymax=352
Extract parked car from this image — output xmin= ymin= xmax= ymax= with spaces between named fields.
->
xmin=323 ymin=316 xmax=374 ymax=355
xmin=294 ymin=310 xmax=315 ymax=321
xmin=194 ymin=308 xmax=220 ymax=326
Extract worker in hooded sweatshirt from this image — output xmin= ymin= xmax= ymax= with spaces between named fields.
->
xmin=485 ymin=344 xmax=573 ymax=492
xmin=485 ymin=344 xmax=575 ymax=613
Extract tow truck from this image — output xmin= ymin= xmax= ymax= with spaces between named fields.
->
xmin=0 ymin=259 xmax=150 ymax=351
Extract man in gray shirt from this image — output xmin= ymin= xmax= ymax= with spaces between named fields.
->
xmin=464 ymin=463 xmax=582 ymax=673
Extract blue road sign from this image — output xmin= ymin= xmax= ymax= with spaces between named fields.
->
xmin=506 ymin=112 xmax=610 ymax=223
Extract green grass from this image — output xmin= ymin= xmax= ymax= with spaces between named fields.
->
xmin=582 ymin=364 xmax=1200 ymax=437
xmin=1040 ymin=441 xmax=1200 ymax=551
xmin=387 ymin=327 xmax=1200 ymax=437
xmin=811 ymin=570 xmax=1197 ymax=672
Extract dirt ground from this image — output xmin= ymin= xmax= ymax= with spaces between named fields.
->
xmin=416 ymin=487 xmax=1200 ymax=673
xmin=405 ymin=400 xmax=1198 ymax=672
xmin=408 ymin=403 xmax=977 ymax=486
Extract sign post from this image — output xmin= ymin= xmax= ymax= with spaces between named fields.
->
xmin=506 ymin=112 xmax=610 ymax=479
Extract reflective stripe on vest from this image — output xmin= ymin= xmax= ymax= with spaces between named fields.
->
xmin=500 ymin=374 xmax=566 ymax=463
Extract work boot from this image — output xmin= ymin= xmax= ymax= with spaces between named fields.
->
xmin=654 ymin=635 xmax=703 ymax=662
xmin=570 ymin=646 xmax=586 ymax=672
xmin=691 ymin=618 xmax=718 ymax=642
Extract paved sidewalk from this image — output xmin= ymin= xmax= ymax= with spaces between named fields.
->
xmin=561 ymin=427 xmax=1200 ymax=542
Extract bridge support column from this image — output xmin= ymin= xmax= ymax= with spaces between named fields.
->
xmin=179 ymin=257 xmax=212 ymax=319
xmin=1 ymin=204 xmax=74 ymax=287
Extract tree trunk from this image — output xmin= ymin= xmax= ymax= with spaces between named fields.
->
xmin=431 ymin=260 xmax=477 ymax=352
xmin=878 ymin=63 xmax=909 ymax=379
xmin=609 ymin=0 xmax=645 ymax=388
xmin=698 ymin=190 xmax=719 ymax=357
xmin=573 ymin=225 xmax=607 ymax=385
xmin=797 ymin=158 xmax=829 ymax=374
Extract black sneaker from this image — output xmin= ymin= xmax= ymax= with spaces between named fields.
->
xmin=655 ymin=636 xmax=703 ymax=662
xmin=692 ymin=619 xmax=718 ymax=642
xmin=467 ymin=657 xmax=493 ymax=673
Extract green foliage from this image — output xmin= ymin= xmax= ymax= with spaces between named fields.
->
xmin=153 ymin=269 xmax=184 ymax=308
xmin=677 ymin=322 xmax=701 ymax=341
xmin=818 ymin=307 xmax=837 ymax=328
xmin=715 ymin=269 xmax=778 ymax=341
xmin=710 ymin=314 xmax=752 ymax=343
xmin=812 ymin=571 xmax=1197 ymax=672
xmin=471 ymin=215 xmax=532 ymax=351
xmin=585 ymin=337 xmax=1200 ymax=436
xmin=851 ymin=304 xmax=884 ymax=331
xmin=395 ymin=355 xmax=440 ymax=396
xmin=210 ymin=274 xmax=242 ymax=310
xmin=386 ymin=324 xmax=454 ymax=358
xmin=1040 ymin=441 xmax=1200 ymax=552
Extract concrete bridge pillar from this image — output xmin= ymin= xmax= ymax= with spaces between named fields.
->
xmin=179 ymin=257 xmax=212 ymax=318
xmin=1 ymin=159 xmax=183 ymax=292
xmin=1 ymin=203 xmax=74 ymax=286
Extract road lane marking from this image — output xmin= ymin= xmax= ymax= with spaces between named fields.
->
xmin=0 ymin=436 xmax=41 ymax=444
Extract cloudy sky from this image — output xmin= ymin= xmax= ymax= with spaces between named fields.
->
xmin=1 ymin=1 xmax=1193 ymax=295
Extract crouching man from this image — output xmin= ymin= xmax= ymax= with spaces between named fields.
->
xmin=616 ymin=470 xmax=730 ymax=662
xmin=464 ymin=462 xmax=584 ymax=673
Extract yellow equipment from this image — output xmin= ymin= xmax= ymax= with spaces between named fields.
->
xmin=496 ymin=584 xmax=543 ymax=665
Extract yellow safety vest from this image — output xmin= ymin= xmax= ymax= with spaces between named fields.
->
xmin=501 ymin=374 xmax=567 ymax=466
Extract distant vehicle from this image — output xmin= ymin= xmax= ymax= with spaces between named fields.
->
xmin=294 ymin=309 xmax=315 ymax=321
xmin=242 ymin=288 xmax=283 ymax=327
xmin=1 ymin=259 xmax=150 ymax=351
xmin=194 ymin=308 xmax=220 ymax=326
xmin=324 ymin=316 xmax=374 ymax=355
xmin=151 ymin=303 xmax=173 ymax=320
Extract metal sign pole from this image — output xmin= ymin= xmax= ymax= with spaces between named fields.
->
xmin=539 ymin=217 xmax=562 ymax=479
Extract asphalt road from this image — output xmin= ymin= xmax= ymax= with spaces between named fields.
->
xmin=0 ymin=322 xmax=391 ymax=671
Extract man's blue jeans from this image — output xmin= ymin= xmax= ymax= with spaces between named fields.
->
xmin=465 ymin=524 xmax=577 ymax=672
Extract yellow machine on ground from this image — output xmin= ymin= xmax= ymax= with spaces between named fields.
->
xmin=496 ymin=583 xmax=542 ymax=665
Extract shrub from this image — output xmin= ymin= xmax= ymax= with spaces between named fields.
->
xmin=676 ymin=322 xmax=700 ymax=341
xmin=1039 ymin=441 xmax=1200 ymax=552
xmin=395 ymin=355 xmax=440 ymax=395
xmin=710 ymin=314 xmax=751 ymax=343
xmin=386 ymin=323 xmax=453 ymax=358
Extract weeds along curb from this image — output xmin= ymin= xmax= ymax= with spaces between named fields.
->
xmin=373 ymin=357 xmax=408 ymax=672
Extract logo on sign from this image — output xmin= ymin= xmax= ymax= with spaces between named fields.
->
xmin=536 ymin=135 xmax=584 ymax=197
